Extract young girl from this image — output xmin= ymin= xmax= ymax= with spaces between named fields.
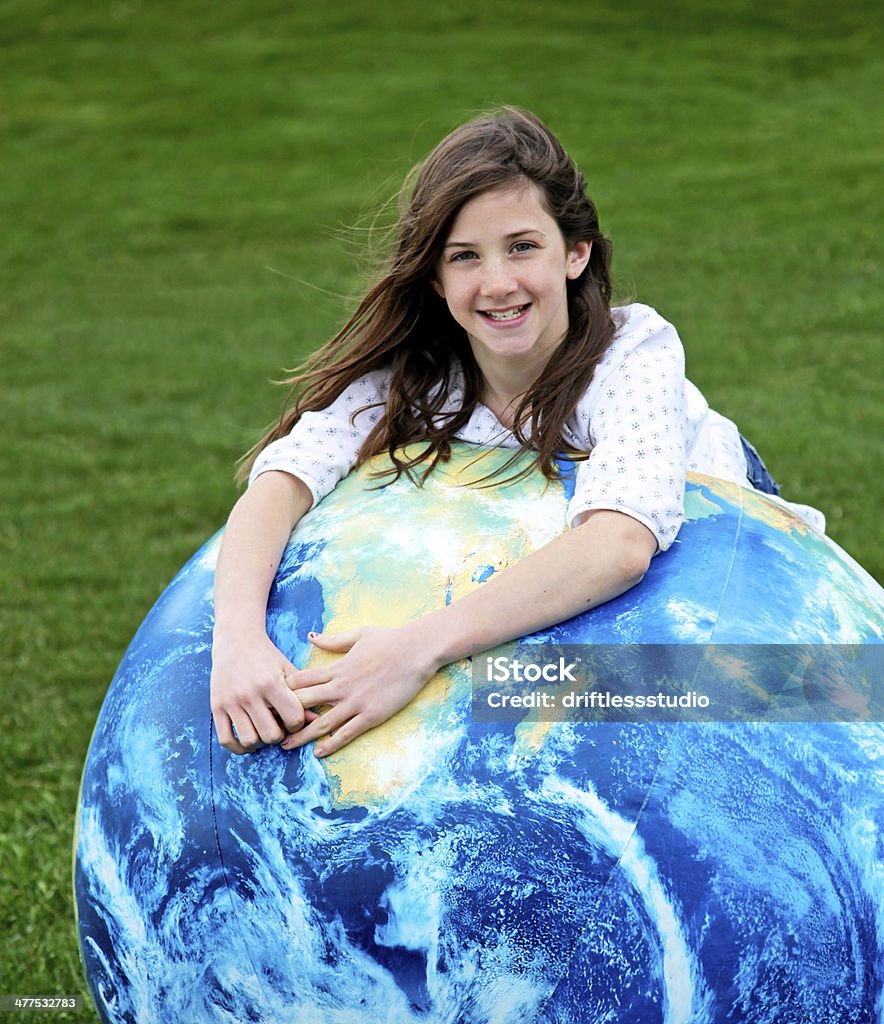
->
xmin=210 ymin=107 xmax=822 ymax=758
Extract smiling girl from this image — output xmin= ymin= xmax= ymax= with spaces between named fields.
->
xmin=209 ymin=107 xmax=822 ymax=757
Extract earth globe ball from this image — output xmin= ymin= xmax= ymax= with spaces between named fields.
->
xmin=74 ymin=445 xmax=884 ymax=1023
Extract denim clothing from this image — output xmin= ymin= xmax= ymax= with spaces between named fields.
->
xmin=740 ymin=435 xmax=780 ymax=496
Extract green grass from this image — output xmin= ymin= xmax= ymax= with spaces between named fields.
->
xmin=1 ymin=0 xmax=881 ymax=1017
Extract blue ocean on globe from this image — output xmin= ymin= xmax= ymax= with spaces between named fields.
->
xmin=75 ymin=445 xmax=884 ymax=1023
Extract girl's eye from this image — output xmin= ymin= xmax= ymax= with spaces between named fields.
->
xmin=511 ymin=241 xmax=537 ymax=254
xmin=449 ymin=251 xmax=477 ymax=263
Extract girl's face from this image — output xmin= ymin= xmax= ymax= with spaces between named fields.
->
xmin=433 ymin=183 xmax=590 ymax=379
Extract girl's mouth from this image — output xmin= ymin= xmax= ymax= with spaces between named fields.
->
xmin=479 ymin=304 xmax=530 ymax=322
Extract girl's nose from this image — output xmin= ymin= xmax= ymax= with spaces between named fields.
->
xmin=480 ymin=260 xmax=517 ymax=298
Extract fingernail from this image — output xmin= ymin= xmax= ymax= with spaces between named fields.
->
xmin=308 ymin=631 xmax=319 ymax=640
xmin=314 ymin=746 xmax=326 ymax=757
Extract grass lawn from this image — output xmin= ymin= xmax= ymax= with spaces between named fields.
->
xmin=1 ymin=1 xmax=881 ymax=1018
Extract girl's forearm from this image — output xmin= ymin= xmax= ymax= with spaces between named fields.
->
xmin=211 ymin=471 xmax=314 ymax=753
xmin=407 ymin=509 xmax=657 ymax=670
xmin=213 ymin=471 xmax=313 ymax=639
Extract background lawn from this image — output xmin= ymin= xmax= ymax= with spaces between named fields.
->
xmin=1 ymin=0 xmax=881 ymax=1018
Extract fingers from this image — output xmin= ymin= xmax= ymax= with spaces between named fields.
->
xmin=212 ymin=706 xmax=275 ymax=755
xmin=287 ymin=666 xmax=333 ymax=690
xmin=249 ymin=701 xmax=294 ymax=745
xmin=307 ymin=628 xmax=364 ymax=653
xmin=290 ymin=627 xmax=374 ymax=690
xmin=311 ymin=718 xmax=366 ymax=757
xmin=281 ymin=704 xmax=370 ymax=757
xmin=212 ymin=677 xmax=306 ymax=755
xmin=272 ymin=684 xmax=307 ymax=733
xmin=212 ymin=709 xmax=252 ymax=755
xmin=282 ymin=684 xmax=388 ymax=757
xmin=281 ymin=705 xmax=345 ymax=751
xmin=289 ymin=681 xmax=338 ymax=707
xmin=211 ymin=626 xmax=385 ymax=757
xmin=292 ymin=626 xmax=384 ymax=688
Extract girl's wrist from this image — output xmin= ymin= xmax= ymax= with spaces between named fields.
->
xmin=212 ymin=615 xmax=269 ymax=648
xmin=401 ymin=605 xmax=477 ymax=676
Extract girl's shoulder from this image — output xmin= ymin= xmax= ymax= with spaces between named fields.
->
xmin=575 ymin=303 xmax=685 ymax=413
xmin=567 ymin=303 xmax=687 ymax=446
xmin=611 ymin=301 xmax=679 ymax=343
xmin=336 ymin=366 xmax=394 ymax=403
xmin=597 ymin=302 xmax=684 ymax=373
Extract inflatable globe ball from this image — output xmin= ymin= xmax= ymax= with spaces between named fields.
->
xmin=74 ymin=445 xmax=884 ymax=1024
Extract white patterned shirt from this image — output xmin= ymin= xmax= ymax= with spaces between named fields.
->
xmin=249 ymin=304 xmax=821 ymax=549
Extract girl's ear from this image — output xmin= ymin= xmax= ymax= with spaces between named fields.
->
xmin=431 ymin=278 xmax=445 ymax=299
xmin=566 ymin=241 xmax=592 ymax=280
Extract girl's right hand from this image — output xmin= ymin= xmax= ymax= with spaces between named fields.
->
xmin=210 ymin=633 xmax=307 ymax=755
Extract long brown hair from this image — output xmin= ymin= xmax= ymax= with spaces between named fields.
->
xmin=238 ymin=106 xmax=617 ymax=486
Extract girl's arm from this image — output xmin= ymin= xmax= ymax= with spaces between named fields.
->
xmin=210 ymin=470 xmax=314 ymax=754
xmin=282 ymin=508 xmax=657 ymax=757
xmin=211 ymin=373 xmax=391 ymax=754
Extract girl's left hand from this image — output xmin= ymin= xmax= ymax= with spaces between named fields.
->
xmin=280 ymin=625 xmax=440 ymax=757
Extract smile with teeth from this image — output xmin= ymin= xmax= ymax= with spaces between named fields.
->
xmin=479 ymin=304 xmax=530 ymax=322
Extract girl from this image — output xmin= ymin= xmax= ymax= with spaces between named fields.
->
xmin=210 ymin=107 xmax=822 ymax=757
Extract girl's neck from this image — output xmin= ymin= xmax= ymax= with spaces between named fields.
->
xmin=480 ymin=389 xmax=521 ymax=429
xmin=474 ymin=354 xmax=549 ymax=429
xmin=479 ymin=375 xmax=536 ymax=429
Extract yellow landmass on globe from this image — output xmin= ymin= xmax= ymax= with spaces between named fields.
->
xmin=296 ymin=446 xmax=567 ymax=807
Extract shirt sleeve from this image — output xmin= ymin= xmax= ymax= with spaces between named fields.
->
xmin=566 ymin=305 xmax=687 ymax=551
xmin=248 ymin=370 xmax=390 ymax=507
